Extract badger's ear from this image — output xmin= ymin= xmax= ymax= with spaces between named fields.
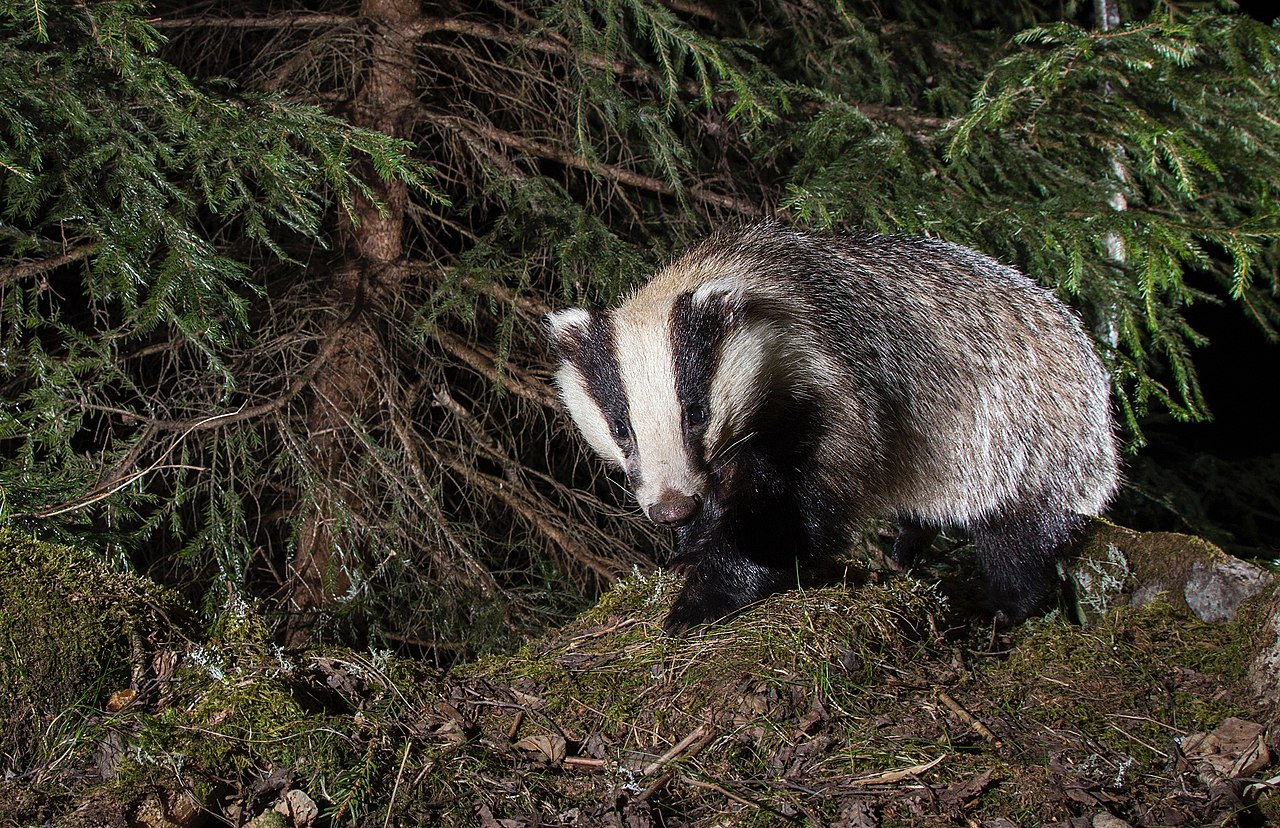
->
xmin=544 ymin=307 xmax=593 ymax=356
xmin=690 ymin=280 xmax=750 ymax=328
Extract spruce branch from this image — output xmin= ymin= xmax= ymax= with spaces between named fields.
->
xmin=0 ymin=245 xmax=94 ymax=287
xmin=428 ymin=111 xmax=762 ymax=215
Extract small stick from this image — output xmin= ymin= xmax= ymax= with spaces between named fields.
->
xmin=937 ymin=690 xmax=1003 ymax=748
xmin=564 ymin=756 xmax=606 ymax=770
xmin=637 ymin=771 xmax=674 ymax=802
xmin=642 ymin=724 xmax=710 ymax=777
xmin=684 ymin=777 xmax=766 ymax=810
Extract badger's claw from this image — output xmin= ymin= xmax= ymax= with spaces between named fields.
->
xmin=662 ymin=584 xmax=740 ymax=635
xmin=661 ymin=555 xmax=789 ymax=635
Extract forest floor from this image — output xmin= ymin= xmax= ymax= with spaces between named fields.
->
xmin=1 ymin=524 xmax=1277 ymax=827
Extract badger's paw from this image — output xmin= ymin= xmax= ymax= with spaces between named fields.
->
xmin=661 ymin=557 xmax=784 ymax=635
xmin=661 ymin=583 xmax=744 ymax=635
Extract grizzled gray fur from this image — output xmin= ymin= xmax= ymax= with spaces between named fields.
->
xmin=547 ymin=222 xmax=1120 ymax=633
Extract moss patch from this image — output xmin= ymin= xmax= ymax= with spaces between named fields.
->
xmin=5 ymin=537 xmax=1278 ymax=827
xmin=0 ymin=528 xmax=189 ymax=776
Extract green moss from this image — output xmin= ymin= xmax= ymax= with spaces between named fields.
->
xmin=0 ymin=528 xmax=189 ymax=774
xmin=466 ymin=572 xmax=946 ymax=740
xmin=983 ymin=598 xmax=1253 ymax=765
xmin=1259 ymin=790 xmax=1280 ymax=824
xmin=8 ymin=530 xmax=1274 ymax=827
xmin=116 ymin=634 xmax=443 ymax=823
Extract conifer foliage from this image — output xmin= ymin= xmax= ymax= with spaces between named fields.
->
xmin=2 ymin=1 xmax=1278 ymax=653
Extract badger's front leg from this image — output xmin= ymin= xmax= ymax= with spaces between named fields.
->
xmin=663 ymin=542 xmax=797 ymax=634
xmin=662 ymin=481 xmax=802 ymax=635
xmin=970 ymin=507 xmax=1081 ymax=626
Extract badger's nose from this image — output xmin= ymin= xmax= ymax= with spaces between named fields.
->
xmin=647 ymin=493 xmax=701 ymax=527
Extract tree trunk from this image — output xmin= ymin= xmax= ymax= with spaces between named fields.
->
xmin=286 ymin=0 xmax=419 ymax=645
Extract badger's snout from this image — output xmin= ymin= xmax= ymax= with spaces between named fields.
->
xmin=647 ymin=492 xmax=701 ymax=526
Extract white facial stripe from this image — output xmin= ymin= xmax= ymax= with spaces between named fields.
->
xmin=705 ymin=321 xmax=777 ymax=457
xmin=546 ymin=307 xmax=591 ymax=341
xmin=554 ymin=363 xmax=625 ymax=468
xmin=612 ymin=305 xmax=707 ymax=508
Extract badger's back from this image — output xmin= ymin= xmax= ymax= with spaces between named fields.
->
xmin=628 ymin=224 xmax=1119 ymax=530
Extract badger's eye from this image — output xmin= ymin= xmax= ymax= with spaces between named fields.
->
xmin=686 ymin=403 xmax=708 ymax=427
xmin=611 ymin=417 xmax=631 ymax=442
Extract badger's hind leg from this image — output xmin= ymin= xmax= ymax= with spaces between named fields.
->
xmin=890 ymin=517 xmax=938 ymax=570
xmin=971 ymin=508 xmax=1081 ymax=627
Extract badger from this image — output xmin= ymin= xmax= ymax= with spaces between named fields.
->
xmin=546 ymin=222 xmax=1119 ymax=633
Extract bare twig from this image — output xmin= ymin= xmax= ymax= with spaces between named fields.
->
xmin=381 ymin=384 xmax=503 ymax=598
xmin=564 ymin=756 xmax=606 ymax=770
xmin=430 ymin=327 xmax=559 ymax=408
xmin=438 ymin=453 xmax=620 ymax=582
xmin=683 ymin=777 xmax=776 ymax=812
xmin=937 ymin=690 xmax=1003 ymax=748
xmin=96 ymin=317 xmax=355 ymax=437
xmin=641 ymin=724 xmax=712 ymax=777
xmin=0 ymin=245 xmax=95 ymax=287
xmin=428 ymin=112 xmax=762 ymax=216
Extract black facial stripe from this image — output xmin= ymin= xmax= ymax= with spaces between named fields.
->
xmin=560 ymin=313 xmax=632 ymax=447
xmin=671 ymin=292 xmax=731 ymax=459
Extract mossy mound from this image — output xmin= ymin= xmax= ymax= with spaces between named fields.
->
xmin=419 ymin=572 xmax=1276 ymax=826
xmin=0 ymin=528 xmax=190 ymax=778
xmin=3 ymin=531 xmax=1277 ymax=827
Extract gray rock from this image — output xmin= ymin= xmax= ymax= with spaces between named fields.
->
xmin=1184 ymin=558 xmax=1274 ymax=623
xmin=1091 ymin=815 xmax=1131 ymax=828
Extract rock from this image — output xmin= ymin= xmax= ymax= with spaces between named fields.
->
xmin=272 ymin=789 xmax=319 ymax=826
xmin=130 ymin=787 xmax=205 ymax=828
xmin=1248 ymin=587 xmax=1280 ymax=705
xmin=1067 ymin=521 xmax=1274 ymax=624
xmin=245 ymin=810 xmax=288 ymax=828
xmin=1184 ymin=558 xmax=1274 ymax=623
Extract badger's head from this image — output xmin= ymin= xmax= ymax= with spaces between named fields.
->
xmin=546 ymin=281 xmax=778 ymax=528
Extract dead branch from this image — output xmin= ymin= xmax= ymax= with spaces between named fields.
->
xmin=154 ymin=11 xmax=645 ymax=84
xmin=98 ymin=315 xmax=356 ymax=436
xmin=438 ymin=452 xmax=621 ymax=583
xmin=0 ymin=245 xmax=95 ymax=287
xmin=430 ymin=327 xmax=559 ymax=409
xmin=427 ymin=112 xmax=762 ymax=216
xmin=382 ymin=384 xmax=504 ymax=599
xmin=661 ymin=0 xmax=727 ymax=25
xmin=937 ymin=690 xmax=1004 ymax=748
xmin=431 ymin=386 xmax=516 ymax=481
xmin=641 ymin=724 xmax=713 ymax=776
